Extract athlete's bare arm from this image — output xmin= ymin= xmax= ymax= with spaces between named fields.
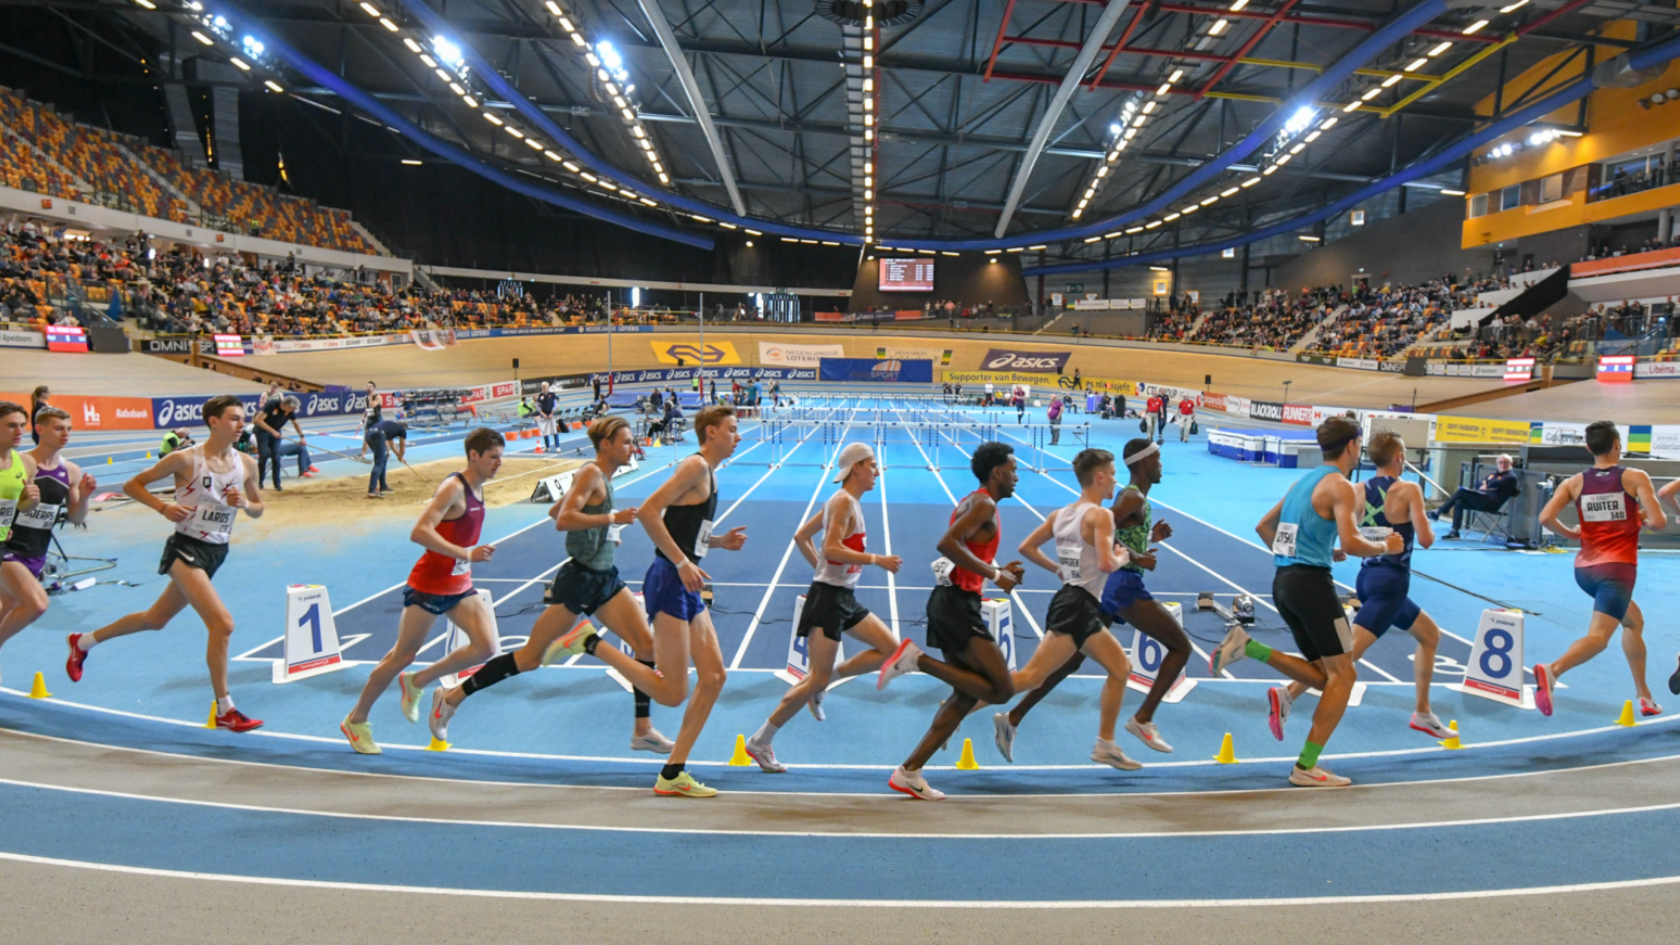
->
xmin=552 ymin=464 xmax=635 ymax=533
xmin=793 ymin=509 xmax=824 ymax=568
xmin=938 ymin=494 xmax=1021 ymax=591
xmin=1255 ymin=497 xmax=1285 ymax=547
xmin=1626 ymin=467 xmax=1668 ymax=532
xmin=125 ymin=450 xmax=198 ymax=523
xmin=1084 ymin=505 xmax=1126 ymax=573
xmin=638 ymin=454 xmax=712 ymax=589
xmin=1327 ymin=476 xmax=1399 ymax=558
xmin=1396 ymin=480 xmax=1434 ymax=549
xmin=16 ymin=453 xmax=38 ymax=512
xmin=1539 ymin=473 xmax=1585 ymax=540
xmin=65 ymin=460 xmax=95 ymax=526
xmin=1658 ymin=477 xmax=1680 ymax=514
xmin=236 ymin=452 xmax=265 ymax=519
xmin=411 ymin=477 xmax=490 ymax=563
xmin=1017 ymin=517 xmax=1059 ymax=576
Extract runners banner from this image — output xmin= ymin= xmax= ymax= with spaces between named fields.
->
xmin=758 ymin=342 xmax=843 ymax=366
xmin=1248 ymin=400 xmax=1284 ymax=422
xmin=980 ymin=348 xmax=1071 ymax=373
xmin=818 ymin=358 xmax=934 ymax=383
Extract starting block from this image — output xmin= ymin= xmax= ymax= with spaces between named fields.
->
xmin=438 ymin=588 xmax=502 ymax=689
xmin=1451 ymin=608 xmax=1535 ymax=709
xmin=1127 ymin=601 xmax=1194 ymax=703
xmin=273 ymin=584 xmax=348 ymax=683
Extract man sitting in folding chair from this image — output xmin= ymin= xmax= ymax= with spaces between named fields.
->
xmin=1430 ymin=453 xmax=1520 ymax=540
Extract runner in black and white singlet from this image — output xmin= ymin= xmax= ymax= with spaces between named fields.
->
xmin=424 ymin=416 xmax=675 ymax=755
xmin=741 ymin=442 xmax=904 ymax=773
xmin=68 ymin=395 xmax=267 ymax=732
xmin=0 ymin=406 xmax=94 ymax=681
xmin=996 ymin=449 xmax=1144 ymax=771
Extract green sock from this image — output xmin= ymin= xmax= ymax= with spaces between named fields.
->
xmin=1297 ymin=740 xmax=1324 ymax=770
xmin=1244 ymin=639 xmax=1273 ymax=662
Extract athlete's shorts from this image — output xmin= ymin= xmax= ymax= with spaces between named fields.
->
xmin=0 ymin=550 xmax=45 ymax=579
xmin=1575 ymin=562 xmax=1636 ymax=622
xmin=545 ymin=561 xmax=627 ymax=617
xmin=797 ymin=581 xmax=871 ymax=641
xmin=1099 ymin=569 xmax=1154 ymax=625
xmin=1353 ymin=564 xmax=1421 ymax=638
xmin=925 ymin=584 xmax=989 ymax=652
xmin=158 ymin=533 xmax=229 ymax=580
xmin=403 ymin=586 xmax=478 ymax=616
xmin=537 ymin=415 xmax=558 ymax=435
xmin=643 ymin=555 xmax=704 ymax=622
xmin=1272 ymin=564 xmax=1351 ymax=662
xmin=1044 ymin=584 xmax=1107 ymax=650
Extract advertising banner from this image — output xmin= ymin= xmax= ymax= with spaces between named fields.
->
xmin=1281 ymin=404 xmax=1315 ymax=426
xmin=1503 ymin=357 xmax=1535 ymax=381
xmin=271 ymin=333 xmax=406 ymax=353
xmin=757 ymin=342 xmax=844 ymax=366
xmin=521 ymin=374 xmax=593 ymax=395
xmin=46 ymin=325 xmax=88 ymax=352
xmin=1202 ymin=392 xmax=1227 ymax=412
xmin=0 ymin=392 xmax=154 ymax=431
xmin=149 ymin=390 xmax=380 ymax=428
xmin=1635 ymin=360 xmax=1680 ymax=379
xmin=213 ymin=333 xmax=244 ymax=357
xmin=1427 ymin=361 xmax=1506 ymax=378
xmin=943 ymin=369 xmax=1060 ymax=388
xmin=819 ymin=358 xmax=934 ymax=384
xmin=651 ymin=340 xmax=742 ymax=365
xmin=1597 ymin=355 xmax=1635 ymax=384
xmin=0 ymin=328 xmax=45 ymax=349
xmin=1433 ymin=415 xmax=1534 ymax=445
xmin=251 ymin=334 xmax=276 ymax=356
xmin=410 ymin=328 xmax=455 ymax=351
xmin=592 ymin=366 xmax=816 ymax=386
xmin=980 ymin=348 xmax=1071 ymax=373
xmin=1248 ymin=400 xmax=1284 ymax=422
xmin=877 ymin=346 xmax=952 ymax=365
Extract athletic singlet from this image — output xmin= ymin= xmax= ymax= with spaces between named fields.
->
xmin=949 ymin=489 xmax=1000 ymax=594
xmin=174 ymin=446 xmax=245 ymax=545
xmin=1052 ymin=500 xmax=1107 ymax=597
xmin=1113 ymin=485 xmax=1151 ymax=574
xmin=566 ymin=471 xmax=618 ymax=571
xmin=1359 ymin=475 xmax=1414 ymax=571
xmin=656 ymin=461 xmax=717 ymax=563
xmin=0 ymin=449 xmax=25 ymax=542
xmin=4 ymin=459 xmax=70 ymax=557
xmin=1272 ymin=465 xmax=1339 ymax=569
xmin=813 ymin=491 xmax=866 ymax=589
xmin=407 ymin=472 xmax=485 ymax=595
xmin=1576 ymin=465 xmax=1641 ymax=568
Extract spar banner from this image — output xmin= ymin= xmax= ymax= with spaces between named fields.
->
xmin=819 ymin=358 xmax=934 ymax=384
xmin=1249 ymin=400 xmax=1284 ymax=422
xmin=980 ymin=348 xmax=1071 ymax=373
xmin=591 ymin=366 xmax=815 ymax=386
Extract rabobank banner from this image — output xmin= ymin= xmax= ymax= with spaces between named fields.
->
xmin=819 ymin=358 xmax=934 ymax=384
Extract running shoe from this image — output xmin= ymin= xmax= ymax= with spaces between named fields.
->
xmin=993 ymin=712 xmax=1016 ymax=763
xmin=1268 ymin=687 xmax=1291 ymax=741
xmin=1443 ymin=530 xmax=1463 ymax=540
xmin=300 ymin=472 xmax=314 ymax=479
xmin=65 ymin=633 xmax=88 ymax=683
xmin=653 ymin=771 xmax=718 ymax=798
xmin=876 ymin=639 xmax=921 ymax=690
xmin=340 ymin=717 xmax=381 ymax=754
xmin=1640 ymin=697 xmax=1662 ymax=718
xmin=215 ymin=708 xmax=264 ymax=733
xmin=542 ymin=623 xmax=595 ymax=665
xmin=1209 ymin=624 xmax=1250 ymax=675
xmin=1409 ymin=711 xmax=1453 ymax=739
xmin=808 ymin=688 xmax=827 ymax=722
xmin=631 ymin=729 xmax=675 ymax=754
xmin=1091 ymin=739 xmax=1143 ymax=771
xmin=397 ymin=671 xmax=423 ymax=724
xmin=1288 ymin=765 xmax=1351 ymax=788
xmin=1124 ymin=716 xmax=1173 ymax=753
xmin=308 ymin=466 xmax=320 ymax=473
xmin=1426 ymin=509 xmax=1440 ymax=522
xmin=1669 ymin=655 xmax=1680 ymax=696
xmin=428 ymin=687 xmax=455 ymax=743
xmin=888 ymin=766 xmax=946 ymax=801
xmin=744 ymin=738 xmax=787 ymax=773
xmin=1533 ymin=662 xmax=1555 ymax=716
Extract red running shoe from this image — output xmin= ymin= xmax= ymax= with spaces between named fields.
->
xmin=308 ymin=466 xmax=319 ymax=473
xmin=66 ymin=633 xmax=88 ymax=682
xmin=216 ymin=708 xmax=264 ymax=732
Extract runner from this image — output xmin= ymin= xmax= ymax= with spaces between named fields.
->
xmin=991 ymin=439 xmax=1191 ymax=760
xmin=536 ymin=381 xmax=559 ymax=451
xmin=548 ymin=405 xmax=747 ymax=797
xmin=741 ymin=443 xmax=903 ymax=773
xmin=1272 ymin=431 xmax=1453 ymax=740
xmin=424 ymin=416 xmax=674 ymax=754
xmin=879 ymin=441 xmax=1022 ymax=800
xmin=339 ymin=428 xmax=505 ymax=753
xmin=0 ymin=407 xmax=94 ymax=671
xmin=1209 ymin=416 xmax=1403 ymax=787
xmin=0 ymin=402 xmax=34 ymax=682
xmin=66 ymin=395 xmax=267 ymax=732
xmin=1533 ymin=421 xmax=1667 ymax=718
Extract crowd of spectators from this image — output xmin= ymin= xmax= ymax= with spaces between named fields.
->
xmin=1307 ymin=279 xmax=1466 ymax=357
xmin=1181 ymin=285 xmax=1346 ymax=350
xmin=1589 ymin=158 xmax=1675 ymax=203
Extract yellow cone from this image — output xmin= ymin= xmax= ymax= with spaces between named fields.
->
xmin=27 ymin=671 xmax=50 ymax=699
xmin=956 ymin=737 xmax=980 ymax=770
xmin=1618 ymin=700 xmax=1637 ymax=727
xmin=1213 ymin=732 xmax=1239 ymax=764
xmin=106 ymin=456 xmax=113 ymax=465
xmin=427 ymin=737 xmax=451 ymax=752
xmin=1440 ymin=720 xmax=1462 ymax=750
xmin=146 ymin=451 xmax=153 ymax=459
xmin=204 ymin=701 xmax=218 ymax=729
xmin=651 ymin=437 xmax=662 ymax=448
xmin=728 ymin=733 xmax=752 ymax=766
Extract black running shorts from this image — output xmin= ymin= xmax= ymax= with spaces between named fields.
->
xmin=545 ymin=561 xmax=628 ymax=617
xmin=158 ymin=533 xmax=229 ymax=580
xmin=1272 ymin=564 xmax=1352 ymax=662
xmin=1044 ymin=584 xmax=1106 ymax=650
xmin=797 ymin=581 xmax=871 ymax=642
xmin=925 ymin=584 xmax=990 ymax=652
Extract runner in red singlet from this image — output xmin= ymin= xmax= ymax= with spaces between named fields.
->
xmin=1534 ymin=421 xmax=1667 ymax=718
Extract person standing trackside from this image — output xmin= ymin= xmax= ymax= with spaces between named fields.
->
xmin=1153 ymin=393 xmax=1169 ymax=444
xmin=536 ymin=382 xmax=559 ymax=451
xmin=253 ymin=396 xmax=305 ymax=492
xmin=1047 ymin=395 xmax=1063 ymax=445
xmin=1177 ymin=395 xmax=1195 ymax=442
xmin=28 ymin=386 xmax=49 ymax=445
xmin=364 ymin=419 xmax=406 ymax=499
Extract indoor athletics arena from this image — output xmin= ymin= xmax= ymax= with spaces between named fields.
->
xmin=5 ymin=0 xmax=1680 ymax=942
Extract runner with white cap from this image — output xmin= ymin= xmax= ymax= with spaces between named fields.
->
xmin=743 ymin=442 xmax=904 ymax=772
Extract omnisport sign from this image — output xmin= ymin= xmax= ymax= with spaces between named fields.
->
xmin=981 ymin=348 xmax=1071 ymax=372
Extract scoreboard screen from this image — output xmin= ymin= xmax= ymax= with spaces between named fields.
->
xmin=878 ymin=258 xmax=934 ymax=292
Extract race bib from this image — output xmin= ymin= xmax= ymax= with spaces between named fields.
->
xmin=1357 ymin=526 xmax=1393 ymax=542
xmin=17 ymin=502 xmax=60 ymax=529
xmin=1055 ymin=537 xmax=1083 ymax=582
xmin=1581 ymin=493 xmax=1627 ymax=523
xmin=693 ymin=518 xmax=714 ymax=559
xmin=931 ymin=557 xmax=956 ymax=586
xmin=607 ymin=523 xmax=626 ymax=545
xmin=193 ymin=504 xmax=235 ymax=537
xmin=452 ymin=554 xmax=472 ymax=578
xmin=0 ymin=500 xmax=14 ymax=528
xmin=1272 ymin=522 xmax=1299 ymax=558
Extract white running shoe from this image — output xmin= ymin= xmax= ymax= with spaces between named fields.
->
xmin=808 ymin=688 xmax=827 ymax=722
xmin=1268 ymin=687 xmax=1292 ymax=741
xmin=1091 ymin=738 xmax=1143 ymax=771
xmin=993 ymin=712 xmax=1016 ymax=763
xmin=398 ymin=671 xmax=423 ymax=724
xmin=1409 ymin=711 xmax=1453 ymax=739
xmin=428 ymin=687 xmax=455 ymax=743
xmin=888 ymin=765 xmax=945 ymax=801
xmin=744 ymin=738 xmax=787 ymax=773
xmin=631 ymin=729 xmax=675 ymax=753
xmin=877 ymin=639 xmax=921 ymax=690
xmin=1289 ymin=765 xmax=1352 ymax=788
xmin=1124 ymin=716 xmax=1174 ymax=753
xmin=1209 ymin=624 xmax=1251 ymax=675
